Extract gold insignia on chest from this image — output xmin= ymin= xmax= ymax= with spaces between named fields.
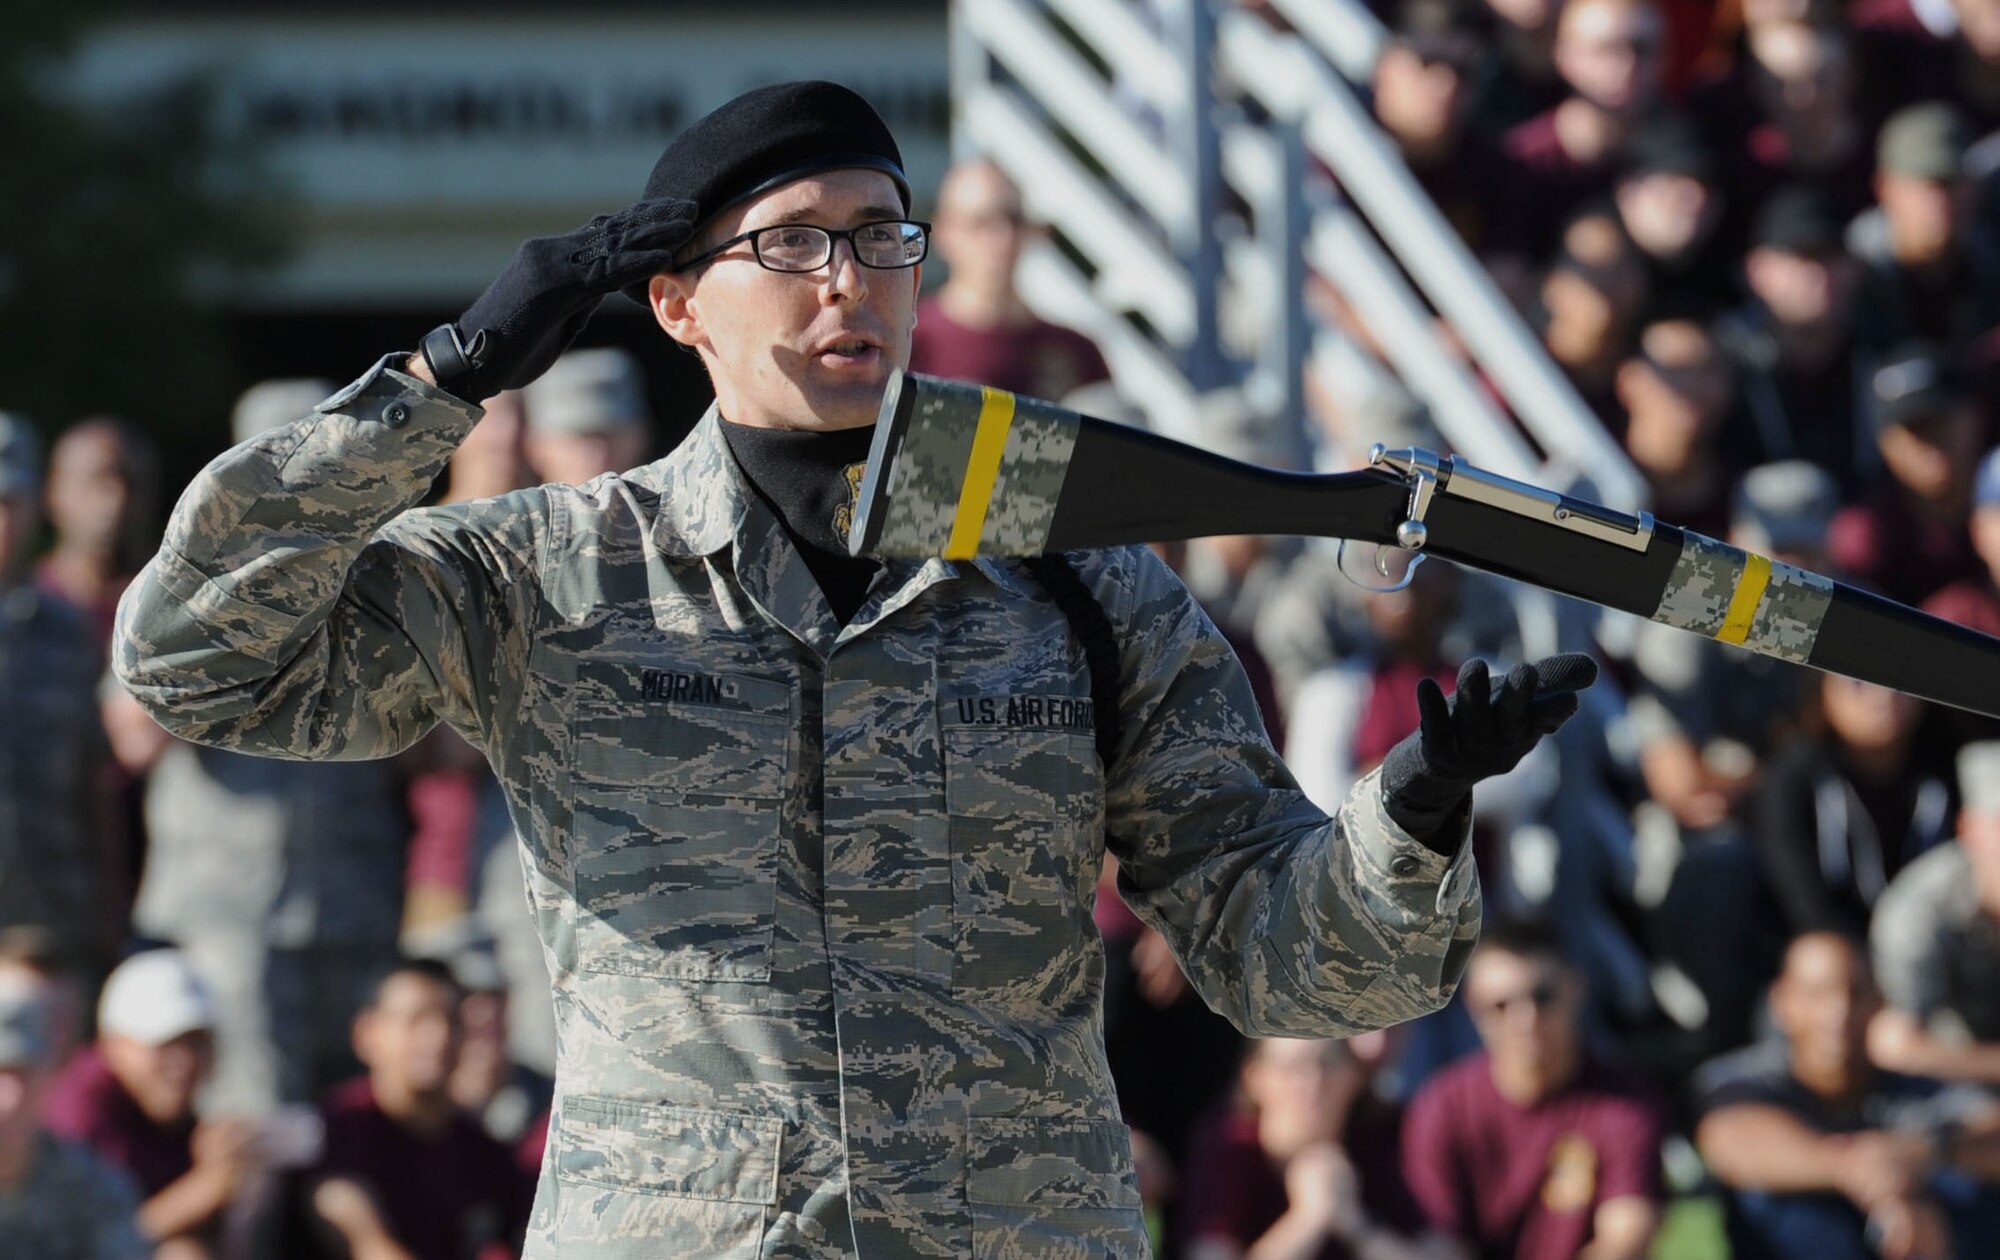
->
xmin=1539 ymin=1131 xmax=1599 ymax=1213
xmin=832 ymin=460 xmax=868 ymax=539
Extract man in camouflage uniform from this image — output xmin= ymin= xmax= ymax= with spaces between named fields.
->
xmin=115 ymin=83 xmax=1589 ymax=1257
xmin=0 ymin=414 xmax=118 ymax=976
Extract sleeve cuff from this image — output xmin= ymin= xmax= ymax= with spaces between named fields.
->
xmin=1348 ymin=767 xmax=1477 ymax=917
xmin=1407 ymin=799 xmax=1472 ymax=857
xmin=314 ymin=352 xmax=485 ymax=430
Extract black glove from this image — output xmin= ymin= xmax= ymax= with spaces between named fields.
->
xmin=419 ymin=197 xmax=699 ymax=403
xmin=1379 ymin=654 xmax=1599 ymax=840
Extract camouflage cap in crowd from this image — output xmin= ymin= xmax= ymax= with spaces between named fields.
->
xmin=1878 ymin=102 xmax=1971 ymax=181
xmin=1732 ymin=461 xmax=1839 ymax=553
xmin=1871 ymin=343 xmax=1965 ymax=431
xmin=523 ymin=348 xmax=650 ymax=436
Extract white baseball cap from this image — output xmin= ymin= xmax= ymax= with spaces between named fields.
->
xmin=99 ymin=950 xmax=217 ymax=1046
xmin=231 ymin=378 xmax=335 ymax=446
xmin=1960 ymin=742 xmax=2000 ymax=817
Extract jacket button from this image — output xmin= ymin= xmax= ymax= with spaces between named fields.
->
xmin=382 ymin=401 xmax=411 ymax=428
xmin=1389 ymin=855 xmax=1422 ymax=877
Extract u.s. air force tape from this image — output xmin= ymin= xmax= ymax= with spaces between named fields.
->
xmin=1651 ymin=531 xmax=1833 ymax=662
xmin=869 ymin=377 xmax=1077 ymax=559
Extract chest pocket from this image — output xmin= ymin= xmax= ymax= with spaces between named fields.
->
xmin=942 ymin=693 xmax=1104 ymax=1007
xmin=570 ymin=667 xmax=793 ymax=983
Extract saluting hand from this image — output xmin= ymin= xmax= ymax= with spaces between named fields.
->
xmin=420 ymin=196 xmax=699 ymax=403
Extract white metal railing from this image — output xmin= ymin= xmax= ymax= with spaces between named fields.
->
xmin=1304 ymin=212 xmax=1538 ymax=473
xmin=1016 ymin=242 xmax=1204 ymax=437
xmin=949 ymin=0 xmax=1645 ymax=509
xmin=1042 ymin=0 xmax=1184 ymax=104
xmin=1213 ymin=7 xmax=1644 ymax=507
xmin=1268 ymin=0 xmax=1386 ymax=83
xmin=958 ymin=86 xmax=1196 ymax=342
xmin=960 ymin=0 xmax=1192 ymax=235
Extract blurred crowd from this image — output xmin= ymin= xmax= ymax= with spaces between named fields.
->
xmin=10 ymin=0 xmax=2000 ymax=1255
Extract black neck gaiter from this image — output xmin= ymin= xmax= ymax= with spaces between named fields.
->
xmin=718 ymin=418 xmax=884 ymax=624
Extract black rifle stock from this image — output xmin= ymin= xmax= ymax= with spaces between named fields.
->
xmin=847 ymin=371 xmax=2000 ymax=722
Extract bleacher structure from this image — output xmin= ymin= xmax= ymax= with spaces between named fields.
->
xmin=948 ymin=0 xmax=1643 ymax=510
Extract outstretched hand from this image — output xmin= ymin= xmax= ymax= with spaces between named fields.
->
xmin=1380 ymin=654 xmax=1599 ymax=838
xmin=420 ymin=197 xmax=699 ymax=403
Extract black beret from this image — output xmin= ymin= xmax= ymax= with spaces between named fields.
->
xmin=644 ymin=80 xmax=908 ymax=252
xmin=1751 ymin=185 xmax=1844 ymax=257
xmin=1392 ymin=0 xmax=1490 ymax=67
xmin=1872 ymin=340 xmax=1966 ymax=430
xmin=1623 ymin=117 xmax=1716 ymax=184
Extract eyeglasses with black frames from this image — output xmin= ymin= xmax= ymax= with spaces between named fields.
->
xmin=678 ymin=219 xmax=931 ymax=274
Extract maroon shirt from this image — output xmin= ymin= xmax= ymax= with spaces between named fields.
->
xmin=313 ymin=1077 xmax=529 ymax=1260
xmin=1400 ymin=1053 xmax=1665 ymax=1260
xmin=41 ymin=1045 xmax=194 ymax=1198
xmin=1829 ymin=489 xmax=1982 ymax=608
xmin=1352 ymin=659 xmax=1459 ymax=772
xmin=1178 ymin=1099 xmax=1424 ymax=1259
xmin=515 ymin=1108 xmax=548 ymax=1184
xmin=1926 ymin=576 xmax=2000 ymax=638
xmin=908 ymin=298 xmax=1109 ymax=401
xmin=404 ymin=765 xmax=476 ymax=895
xmin=1495 ymin=110 xmax=1621 ymax=261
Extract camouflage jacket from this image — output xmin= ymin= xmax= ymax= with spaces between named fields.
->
xmin=114 ymin=357 xmax=1479 ymax=1259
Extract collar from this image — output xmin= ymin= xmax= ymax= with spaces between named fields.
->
xmin=643 ymin=405 xmax=975 ymax=654
xmin=648 ymin=405 xmax=752 ymax=559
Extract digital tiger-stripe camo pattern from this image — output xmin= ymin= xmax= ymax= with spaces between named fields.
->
xmin=114 ymin=357 xmax=1479 ymax=1259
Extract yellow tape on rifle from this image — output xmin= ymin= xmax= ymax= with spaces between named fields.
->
xmin=1716 ymin=552 xmax=1772 ymax=645
xmin=946 ymin=386 xmax=1016 ymax=559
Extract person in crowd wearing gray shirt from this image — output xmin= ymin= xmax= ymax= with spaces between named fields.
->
xmin=1869 ymin=742 xmax=2000 ymax=1085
